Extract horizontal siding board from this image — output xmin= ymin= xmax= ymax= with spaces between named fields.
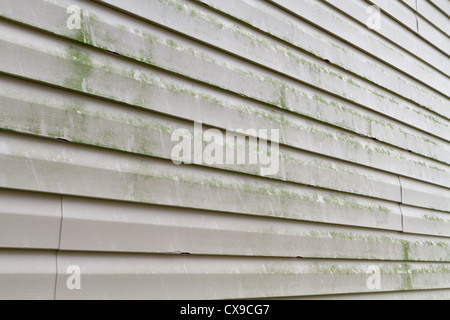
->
xmin=400 ymin=177 xmax=450 ymax=212
xmin=402 ymin=205 xmax=450 ymax=238
xmin=0 ymin=75 xmax=403 ymax=202
xmin=0 ymin=131 xmax=403 ymax=231
xmin=0 ymin=189 xmax=61 ymax=249
xmin=56 ymin=252 xmax=450 ymax=299
xmin=0 ymin=26 xmax=449 ymax=188
xmin=0 ymin=250 xmax=56 ymax=300
xmin=60 ymin=197 xmax=450 ymax=262
xmin=199 ymin=0 xmax=450 ymax=123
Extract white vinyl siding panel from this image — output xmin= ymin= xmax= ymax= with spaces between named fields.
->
xmin=55 ymin=252 xmax=450 ymax=300
xmin=0 ymin=250 xmax=57 ymax=300
xmin=0 ymin=0 xmax=448 ymax=300
xmin=0 ymin=190 xmax=61 ymax=249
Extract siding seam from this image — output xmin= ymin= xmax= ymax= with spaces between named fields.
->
xmin=54 ymin=195 xmax=64 ymax=300
xmin=415 ymin=0 xmax=420 ymax=33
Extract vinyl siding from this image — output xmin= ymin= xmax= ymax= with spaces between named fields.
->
xmin=0 ymin=0 xmax=448 ymax=299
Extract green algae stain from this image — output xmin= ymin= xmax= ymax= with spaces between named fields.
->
xmin=323 ymin=195 xmax=391 ymax=214
xmin=423 ymin=214 xmax=447 ymax=223
xmin=64 ymin=46 xmax=93 ymax=92
xmin=402 ymin=241 xmax=410 ymax=261
xmin=70 ymin=9 xmax=94 ymax=46
xmin=279 ymin=85 xmax=288 ymax=110
xmin=400 ymin=264 xmax=413 ymax=291
xmin=166 ymin=39 xmax=178 ymax=49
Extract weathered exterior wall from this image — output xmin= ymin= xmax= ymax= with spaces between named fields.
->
xmin=0 ymin=0 xmax=449 ymax=299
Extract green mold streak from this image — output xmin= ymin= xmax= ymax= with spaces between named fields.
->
xmin=423 ymin=214 xmax=447 ymax=223
xmin=283 ymin=154 xmax=373 ymax=185
xmin=322 ymin=195 xmax=391 ymax=214
xmin=140 ymin=36 xmax=156 ymax=65
xmin=402 ymin=241 xmax=410 ymax=261
xmin=163 ymin=0 xmax=224 ymax=29
xmin=166 ymin=39 xmax=178 ymax=49
xmin=346 ymin=78 xmax=361 ymax=88
xmin=63 ymin=103 xmax=87 ymax=115
xmin=374 ymin=146 xmax=393 ymax=156
xmin=367 ymin=119 xmax=373 ymax=137
xmin=400 ymin=264 xmax=413 ymax=291
xmin=64 ymin=46 xmax=93 ymax=92
xmin=312 ymin=95 xmax=328 ymax=105
xmin=412 ymin=159 xmax=445 ymax=172
xmin=193 ymin=9 xmax=224 ymax=29
xmin=334 ymin=133 xmax=363 ymax=149
xmin=329 ymin=41 xmax=350 ymax=54
xmin=368 ymin=88 xmax=400 ymax=106
xmin=279 ymin=85 xmax=288 ymax=110
xmin=285 ymin=50 xmax=309 ymax=67
xmin=233 ymin=26 xmax=272 ymax=48
xmin=312 ymin=265 xmax=360 ymax=275
xmin=422 ymin=138 xmax=438 ymax=146
xmin=413 ymin=109 xmax=448 ymax=127
xmin=71 ymin=9 xmax=94 ymax=46
xmin=428 ymin=165 xmax=445 ymax=173
xmin=330 ymin=71 xmax=344 ymax=81
xmin=165 ymin=0 xmax=184 ymax=11
xmin=264 ymin=265 xmax=297 ymax=275
xmin=411 ymin=266 xmax=450 ymax=274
